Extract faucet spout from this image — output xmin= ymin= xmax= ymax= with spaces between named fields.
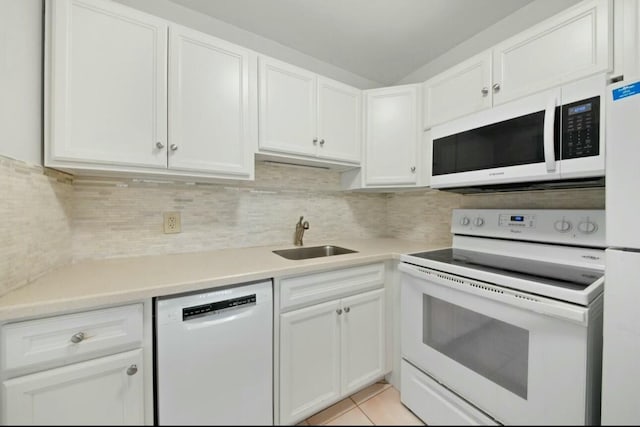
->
xmin=294 ymin=216 xmax=310 ymax=246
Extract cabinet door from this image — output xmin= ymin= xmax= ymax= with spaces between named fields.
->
xmin=168 ymin=25 xmax=255 ymax=177
xmin=280 ymin=299 xmax=341 ymax=425
xmin=3 ymin=349 xmax=144 ymax=425
xmin=492 ymin=0 xmax=611 ymax=105
xmin=341 ymin=289 xmax=386 ymax=396
xmin=48 ymin=0 xmax=168 ymax=168
xmin=259 ymin=57 xmax=317 ymax=157
xmin=423 ymin=51 xmax=492 ymax=128
xmin=317 ymin=77 xmax=361 ymax=164
xmin=364 ymin=85 xmax=420 ymax=186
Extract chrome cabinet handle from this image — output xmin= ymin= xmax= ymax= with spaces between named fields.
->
xmin=70 ymin=332 xmax=85 ymax=344
xmin=319 ymin=139 xmax=325 ymax=146
xmin=170 ymin=144 xmax=178 ymax=151
xmin=481 ymin=87 xmax=489 ymax=96
xmin=492 ymin=83 xmax=501 ymax=92
xmin=336 ymin=308 xmax=343 ymax=315
xmin=156 ymin=141 xmax=165 ymax=149
xmin=344 ymin=307 xmax=350 ymax=313
xmin=313 ymin=138 xmax=318 ymax=145
xmin=410 ymin=166 xmax=416 ymax=173
xmin=126 ymin=364 xmax=138 ymax=376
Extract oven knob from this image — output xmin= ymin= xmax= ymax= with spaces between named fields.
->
xmin=473 ymin=217 xmax=485 ymax=227
xmin=554 ymin=219 xmax=572 ymax=233
xmin=578 ymin=221 xmax=598 ymax=234
xmin=460 ymin=217 xmax=470 ymax=226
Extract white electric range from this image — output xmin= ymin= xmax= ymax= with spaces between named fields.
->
xmin=399 ymin=209 xmax=605 ymax=425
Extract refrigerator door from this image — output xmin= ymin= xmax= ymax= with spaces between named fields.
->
xmin=602 ymin=249 xmax=640 ymax=424
xmin=606 ymin=80 xmax=640 ymax=250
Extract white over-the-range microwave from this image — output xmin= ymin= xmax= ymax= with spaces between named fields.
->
xmin=429 ymin=73 xmax=607 ymax=191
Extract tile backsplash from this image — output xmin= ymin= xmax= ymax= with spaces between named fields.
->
xmin=0 ymin=156 xmax=73 ymax=296
xmin=386 ymin=186 xmax=606 ymax=248
xmin=71 ymin=162 xmax=389 ymax=261
xmin=2 ymin=154 xmax=606 ymax=295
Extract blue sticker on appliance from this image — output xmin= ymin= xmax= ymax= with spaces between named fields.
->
xmin=612 ymin=82 xmax=640 ymax=101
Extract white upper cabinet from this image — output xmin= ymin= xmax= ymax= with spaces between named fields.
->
xmin=259 ymin=56 xmax=361 ymax=166
xmin=47 ymin=0 xmax=168 ymax=169
xmin=259 ymin=57 xmax=318 ymax=157
xmin=423 ymin=0 xmax=611 ymax=128
xmin=492 ymin=0 xmax=611 ymax=105
xmin=46 ymin=0 xmax=257 ymax=181
xmin=168 ymin=24 xmax=255 ymax=178
xmin=317 ymin=77 xmax=361 ymax=163
xmin=423 ymin=51 xmax=492 ymax=128
xmin=364 ymin=85 xmax=421 ymax=186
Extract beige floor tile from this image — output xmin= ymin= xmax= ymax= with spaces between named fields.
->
xmin=326 ymin=407 xmax=373 ymax=426
xmin=306 ymin=398 xmax=356 ymax=425
xmin=358 ymin=387 xmax=424 ymax=425
xmin=350 ymin=381 xmax=392 ymax=405
xmin=297 ymin=420 xmax=309 ymax=426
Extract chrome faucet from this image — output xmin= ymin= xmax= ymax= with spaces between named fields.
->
xmin=294 ymin=216 xmax=310 ymax=246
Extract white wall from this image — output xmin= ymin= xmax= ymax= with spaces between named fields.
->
xmin=0 ymin=0 xmax=43 ymax=164
xmin=397 ymin=0 xmax=583 ymax=84
xmin=113 ymin=0 xmax=382 ymax=89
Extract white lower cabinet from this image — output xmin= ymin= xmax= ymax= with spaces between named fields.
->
xmin=0 ymin=303 xmax=147 ymax=425
xmin=3 ymin=349 xmax=144 ymax=425
xmin=279 ymin=287 xmax=386 ymax=425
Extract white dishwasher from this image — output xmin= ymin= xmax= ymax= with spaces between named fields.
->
xmin=155 ymin=280 xmax=273 ymax=425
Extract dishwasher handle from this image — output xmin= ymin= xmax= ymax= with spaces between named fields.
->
xmin=182 ymin=294 xmax=257 ymax=321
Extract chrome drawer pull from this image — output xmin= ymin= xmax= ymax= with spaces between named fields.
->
xmin=70 ymin=332 xmax=85 ymax=344
xmin=127 ymin=364 xmax=138 ymax=376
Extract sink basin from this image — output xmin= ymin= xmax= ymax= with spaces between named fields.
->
xmin=273 ymin=245 xmax=358 ymax=260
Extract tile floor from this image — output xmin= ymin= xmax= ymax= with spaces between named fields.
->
xmin=296 ymin=381 xmax=424 ymax=426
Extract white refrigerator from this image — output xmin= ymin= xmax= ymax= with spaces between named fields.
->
xmin=602 ymin=79 xmax=640 ymax=424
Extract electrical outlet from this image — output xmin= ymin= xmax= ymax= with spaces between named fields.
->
xmin=163 ymin=212 xmax=181 ymax=234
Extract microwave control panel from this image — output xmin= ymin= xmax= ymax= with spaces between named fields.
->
xmin=562 ymin=96 xmax=600 ymax=159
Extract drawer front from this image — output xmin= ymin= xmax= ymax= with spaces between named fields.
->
xmin=280 ymin=263 xmax=384 ymax=312
xmin=400 ymin=360 xmax=499 ymax=426
xmin=2 ymin=304 xmax=143 ymax=373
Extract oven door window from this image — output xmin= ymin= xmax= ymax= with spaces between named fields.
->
xmin=423 ymin=294 xmax=529 ymax=399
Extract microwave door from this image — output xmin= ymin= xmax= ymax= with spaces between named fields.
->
xmin=430 ymin=89 xmax=562 ymax=189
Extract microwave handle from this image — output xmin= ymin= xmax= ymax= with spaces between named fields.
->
xmin=543 ymin=98 xmax=557 ymax=172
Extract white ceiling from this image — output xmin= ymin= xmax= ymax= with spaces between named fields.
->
xmin=169 ymin=0 xmax=532 ymax=85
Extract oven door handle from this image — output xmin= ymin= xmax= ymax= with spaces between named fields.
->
xmin=399 ymin=262 xmax=588 ymax=325
xmin=543 ymin=97 xmax=557 ymax=172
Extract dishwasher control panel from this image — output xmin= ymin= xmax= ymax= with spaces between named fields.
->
xmin=182 ymin=294 xmax=256 ymax=321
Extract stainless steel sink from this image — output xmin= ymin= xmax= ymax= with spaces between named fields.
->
xmin=273 ymin=245 xmax=358 ymax=260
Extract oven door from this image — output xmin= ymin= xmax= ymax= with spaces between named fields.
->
xmin=430 ymin=87 xmax=561 ymax=189
xmin=400 ymin=262 xmax=599 ymax=425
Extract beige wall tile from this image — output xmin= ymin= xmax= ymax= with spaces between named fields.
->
xmin=0 ymin=156 xmax=73 ymax=297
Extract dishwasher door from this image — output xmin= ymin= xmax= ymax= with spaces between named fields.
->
xmin=155 ymin=280 xmax=273 ymax=425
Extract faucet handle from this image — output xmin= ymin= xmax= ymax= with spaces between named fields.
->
xmin=297 ymin=216 xmax=304 ymax=225
xmin=303 ymin=220 xmax=309 ymax=230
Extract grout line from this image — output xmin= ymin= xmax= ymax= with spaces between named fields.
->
xmin=356 ymin=404 xmax=376 ymax=426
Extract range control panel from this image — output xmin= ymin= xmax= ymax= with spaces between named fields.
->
xmin=452 ymin=209 xmax=605 ymax=247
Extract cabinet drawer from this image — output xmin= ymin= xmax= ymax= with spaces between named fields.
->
xmin=280 ymin=263 xmax=384 ymax=311
xmin=401 ymin=360 xmax=499 ymax=425
xmin=2 ymin=304 xmax=143 ymax=373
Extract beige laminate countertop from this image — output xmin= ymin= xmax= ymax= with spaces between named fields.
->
xmin=0 ymin=238 xmax=442 ymax=322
